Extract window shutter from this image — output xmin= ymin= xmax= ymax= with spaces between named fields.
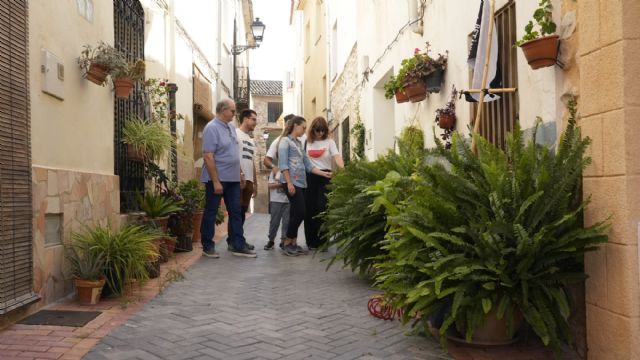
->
xmin=0 ymin=0 xmax=37 ymax=314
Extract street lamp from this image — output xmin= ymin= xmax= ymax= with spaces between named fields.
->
xmin=231 ymin=18 xmax=266 ymax=55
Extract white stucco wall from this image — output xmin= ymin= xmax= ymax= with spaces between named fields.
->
xmin=350 ymin=0 xmax=559 ymax=158
xmin=29 ymin=0 xmax=116 ymax=174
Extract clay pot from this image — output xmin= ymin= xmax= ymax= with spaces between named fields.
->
xmin=395 ymin=90 xmax=409 ymax=103
xmin=74 ymin=278 xmax=106 ymax=305
xmin=191 ymin=210 xmax=204 ymax=243
xmin=114 ymin=78 xmax=134 ymax=98
xmin=438 ymin=113 xmax=456 ymax=129
xmin=127 ymin=144 xmax=144 ymax=162
xmin=86 ymin=63 xmax=108 ymax=85
xmin=519 ymin=35 xmax=559 ymax=69
xmin=403 ymin=79 xmax=427 ymax=103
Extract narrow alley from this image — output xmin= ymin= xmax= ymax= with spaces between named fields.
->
xmin=82 ymin=214 xmax=449 ymax=360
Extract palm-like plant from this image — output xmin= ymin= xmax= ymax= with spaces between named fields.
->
xmin=65 ymin=242 xmax=106 ymax=281
xmin=71 ymin=223 xmax=162 ymax=296
xmin=137 ymin=191 xmax=182 ymax=219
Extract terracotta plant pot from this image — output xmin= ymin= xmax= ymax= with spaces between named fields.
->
xmin=403 ymin=79 xmax=427 ymax=103
xmin=191 ymin=210 xmax=204 ymax=243
xmin=113 ymin=78 xmax=134 ymax=98
xmin=434 ymin=309 xmax=524 ymax=346
xmin=395 ymin=90 xmax=409 ymax=103
xmin=519 ymin=35 xmax=559 ymax=69
xmin=165 ymin=236 xmax=177 ymax=254
xmin=127 ymin=144 xmax=144 ymax=162
xmin=438 ymin=113 xmax=456 ymax=129
xmin=425 ymin=69 xmax=444 ymax=93
xmin=85 ymin=63 xmax=109 ymax=85
xmin=154 ymin=216 xmax=170 ymax=233
xmin=74 ymin=278 xmax=106 ymax=305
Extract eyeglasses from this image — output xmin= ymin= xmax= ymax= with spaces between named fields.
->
xmin=225 ymin=108 xmax=236 ymax=114
xmin=313 ymin=128 xmax=326 ymax=133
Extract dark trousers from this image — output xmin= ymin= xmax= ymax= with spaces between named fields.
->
xmin=284 ymin=185 xmax=306 ymax=239
xmin=304 ymin=172 xmax=330 ymax=248
xmin=201 ymin=181 xmax=245 ymax=251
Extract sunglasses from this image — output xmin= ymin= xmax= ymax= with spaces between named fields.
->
xmin=313 ymin=128 xmax=326 ymax=133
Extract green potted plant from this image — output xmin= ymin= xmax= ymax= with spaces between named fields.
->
xmin=122 ymin=116 xmax=173 ymax=162
xmin=110 ymin=59 xmax=146 ymax=98
xmin=435 ymin=87 xmax=457 ymax=130
xmin=514 ymin=0 xmax=558 ymax=69
xmin=71 ymin=223 xmax=161 ymax=297
xmin=383 ymin=75 xmax=408 ymax=104
xmin=175 ymin=180 xmax=206 ymax=243
xmin=77 ymin=41 xmax=126 ymax=85
xmin=65 ymin=241 xmax=106 ymax=305
xmin=137 ymin=191 xmax=182 ymax=255
xmin=373 ymin=114 xmax=608 ymax=356
xmin=399 ymin=46 xmax=448 ymax=102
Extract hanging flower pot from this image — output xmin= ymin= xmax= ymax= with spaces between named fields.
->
xmin=127 ymin=144 xmax=144 ymax=162
xmin=404 ymin=79 xmax=427 ymax=103
xmin=438 ymin=113 xmax=456 ymax=129
xmin=395 ymin=90 xmax=409 ymax=103
xmin=86 ymin=63 xmax=109 ymax=85
xmin=425 ymin=69 xmax=445 ymax=93
xmin=113 ymin=78 xmax=134 ymax=98
xmin=519 ymin=35 xmax=559 ymax=69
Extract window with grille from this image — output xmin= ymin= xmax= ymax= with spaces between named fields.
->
xmin=267 ymin=102 xmax=283 ymax=123
xmin=471 ymin=1 xmax=519 ymax=149
xmin=114 ymin=0 xmax=145 ymax=212
xmin=0 ymin=0 xmax=39 ymax=314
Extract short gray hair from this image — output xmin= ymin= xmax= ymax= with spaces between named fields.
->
xmin=216 ymin=98 xmax=234 ymax=114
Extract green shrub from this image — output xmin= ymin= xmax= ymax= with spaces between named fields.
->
xmin=72 ymin=223 xmax=162 ymax=296
xmin=373 ymin=119 xmax=608 ymax=356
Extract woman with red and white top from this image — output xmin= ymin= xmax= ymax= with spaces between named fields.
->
xmin=304 ymin=116 xmax=344 ymax=250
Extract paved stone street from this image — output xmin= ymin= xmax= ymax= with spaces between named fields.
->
xmin=83 ymin=214 xmax=449 ymax=360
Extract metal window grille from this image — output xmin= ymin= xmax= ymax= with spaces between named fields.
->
xmin=267 ymin=102 xmax=283 ymax=123
xmin=471 ymin=1 xmax=519 ymax=149
xmin=114 ymin=0 xmax=145 ymax=212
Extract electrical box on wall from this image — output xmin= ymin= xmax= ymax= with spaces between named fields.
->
xmin=41 ymin=49 xmax=64 ymax=100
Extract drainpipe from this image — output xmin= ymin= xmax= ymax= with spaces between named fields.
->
xmin=325 ymin=0 xmax=333 ymax=124
xmin=409 ymin=0 xmax=423 ymax=35
xmin=216 ymin=0 xmax=223 ymax=102
xmin=168 ymin=0 xmax=176 ymax=79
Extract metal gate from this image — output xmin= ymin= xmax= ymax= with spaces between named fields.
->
xmin=113 ymin=0 xmax=145 ymax=211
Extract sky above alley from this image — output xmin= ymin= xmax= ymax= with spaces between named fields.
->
xmin=249 ymin=0 xmax=294 ymax=81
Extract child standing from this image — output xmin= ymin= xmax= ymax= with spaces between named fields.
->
xmin=264 ymin=169 xmax=290 ymax=250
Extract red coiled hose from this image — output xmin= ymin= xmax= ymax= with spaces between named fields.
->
xmin=367 ymin=295 xmax=404 ymax=321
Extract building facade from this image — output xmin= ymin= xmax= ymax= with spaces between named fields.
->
xmin=0 ymin=0 xmax=255 ymax=326
xmin=291 ymin=0 xmax=640 ymax=358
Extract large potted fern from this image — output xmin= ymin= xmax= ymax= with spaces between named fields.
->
xmin=373 ymin=116 xmax=608 ymax=356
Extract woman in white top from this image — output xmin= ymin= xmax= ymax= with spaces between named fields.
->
xmin=304 ymin=116 xmax=344 ymax=250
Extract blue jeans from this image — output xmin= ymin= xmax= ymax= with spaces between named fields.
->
xmin=200 ymin=181 xmax=246 ymax=252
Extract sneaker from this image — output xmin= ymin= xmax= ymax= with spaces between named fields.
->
xmin=202 ymin=248 xmax=220 ymax=258
xmin=279 ymin=242 xmax=284 ymax=250
xmin=295 ymin=245 xmax=308 ymax=255
xmin=264 ymin=241 xmax=275 ymax=250
xmin=308 ymin=246 xmax=318 ymax=251
xmin=230 ymin=246 xmax=257 ymax=258
xmin=283 ymin=244 xmax=299 ymax=256
xmin=246 ymin=243 xmax=255 ymax=251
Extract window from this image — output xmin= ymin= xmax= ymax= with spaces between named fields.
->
xmin=471 ymin=1 xmax=518 ymax=149
xmin=267 ymin=102 xmax=283 ymax=123
xmin=45 ymin=215 xmax=63 ymax=247
xmin=0 ymin=0 xmax=38 ymax=314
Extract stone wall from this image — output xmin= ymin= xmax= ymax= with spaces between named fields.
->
xmin=330 ymin=44 xmax=360 ymax=157
xmin=577 ymin=1 xmax=640 ymax=359
xmin=32 ymin=166 xmax=120 ymax=306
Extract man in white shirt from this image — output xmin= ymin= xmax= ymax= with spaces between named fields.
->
xmin=227 ymin=108 xmax=258 ymax=250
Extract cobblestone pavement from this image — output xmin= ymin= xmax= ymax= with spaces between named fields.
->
xmin=83 ymin=214 xmax=450 ymax=360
